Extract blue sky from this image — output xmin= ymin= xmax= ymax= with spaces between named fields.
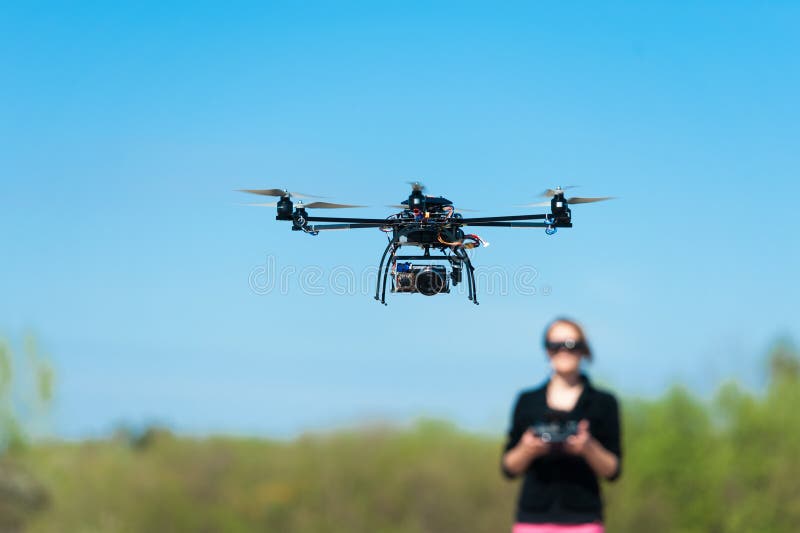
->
xmin=1 ymin=1 xmax=799 ymax=439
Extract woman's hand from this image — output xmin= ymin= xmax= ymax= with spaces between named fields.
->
xmin=565 ymin=419 xmax=620 ymax=479
xmin=519 ymin=428 xmax=551 ymax=459
xmin=502 ymin=429 xmax=551 ymax=477
xmin=564 ymin=419 xmax=591 ymax=456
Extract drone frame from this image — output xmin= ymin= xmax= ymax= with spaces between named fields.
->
xmin=265 ymin=193 xmax=574 ymax=305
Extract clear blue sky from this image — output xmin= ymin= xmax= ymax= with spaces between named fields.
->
xmin=1 ymin=1 xmax=798 ymax=439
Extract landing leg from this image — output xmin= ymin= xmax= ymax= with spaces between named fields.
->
xmin=375 ymin=239 xmax=394 ymax=301
xmin=380 ymin=243 xmax=398 ymax=305
xmin=461 ymin=249 xmax=479 ymax=305
xmin=455 ymin=248 xmax=475 ymax=303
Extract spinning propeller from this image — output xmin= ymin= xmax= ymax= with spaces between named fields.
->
xmin=238 ymin=188 xmax=364 ymax=208
xmin=518 ymin=186 xmax=615 ymax=207
xmin=540 ymin=186 xmax=579 ymax=197
xmin=244 ymin=200 xmax=366 ymax=209
xmin=238 ymin=188 xmax=324 ymax=199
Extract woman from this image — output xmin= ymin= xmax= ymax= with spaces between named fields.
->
xmin=501 ymin=317 xmax=622 ymax=533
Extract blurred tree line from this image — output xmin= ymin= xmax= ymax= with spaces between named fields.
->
xmin=3 ymin=337 xmax=799 ymax=532
xmin=605 ymin=337 xmax=800 ymax=532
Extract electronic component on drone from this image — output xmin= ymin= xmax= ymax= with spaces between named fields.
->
xmin=238 ymin=183 xmax=613 ymax=305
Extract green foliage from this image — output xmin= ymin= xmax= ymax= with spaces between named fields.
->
xmin=0 ymin=333 xmax=54 ymax=530
xmin=0 ymin=333 xmax=55 ymax=451
xmin=605 ymin=386 xmax=724 ymax=533
xmin=0 ymin=338 xmax=25 ymax=451
xmin=710 ymin=338 xmax=800 ymax=532
xmin=0 ymin=459 xmax=50 ymax=531
xmin=21 ymin=421 xmax=517 ymax=533
xmin=9 ymin=340 xmax=800 ymax=533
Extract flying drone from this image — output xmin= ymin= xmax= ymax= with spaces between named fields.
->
xmin=239 ymin=183 xmax=612 ymax=305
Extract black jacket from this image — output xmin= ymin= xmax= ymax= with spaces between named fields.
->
xmin=502 ymin=374 xmax=622 ymax=524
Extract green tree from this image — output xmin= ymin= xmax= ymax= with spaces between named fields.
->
xmin=714 ymin=338 xmax=800 ymax=532
xmin=0 ymin=334 xmax=54 ymax=532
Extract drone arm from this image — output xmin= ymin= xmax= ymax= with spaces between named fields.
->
xmin=462 ymin=222 xmax=553 ymax=228
xmin=457 ymin=214 xmax=550 ymax=224
xmin=305 ymin=223 xmax=389 ymax=231
xmin=303 ymin=215 xmax=396 ymax=224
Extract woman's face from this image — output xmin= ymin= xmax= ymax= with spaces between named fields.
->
xmin=545 ymin=321 xmax=584 ymax=375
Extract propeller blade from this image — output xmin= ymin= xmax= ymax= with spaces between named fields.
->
xmin=387 ymin=204 xmax=409 ymax=210
xmin=301 ymin=201 xmax=367 ymax=209
xmin=237 ymin=188 xmax=325 ymax=199
xmin=515 ymin=201 xmax=551 ymax=208
xmin=408 ymin=181 xmax=426 ymax=192
xmin=241 ymin=200 xmax=367 ymax=209
xmin=566 ymin=196 xmax=615 ymax=204
xmin=453 ymin=207 xmax=480 ymax=212
xmin=540 ymin=186 xmax=579 ymax=198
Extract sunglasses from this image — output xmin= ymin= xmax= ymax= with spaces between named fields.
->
xmin=545 ymin=339 xmax=587 ymax=353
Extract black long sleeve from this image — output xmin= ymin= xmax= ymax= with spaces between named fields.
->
xmin=501 ymin=374 xmax=623 ymax=524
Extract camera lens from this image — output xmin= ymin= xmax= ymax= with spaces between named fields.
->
xmin=416 ymin=268 xmax=446 ymax=296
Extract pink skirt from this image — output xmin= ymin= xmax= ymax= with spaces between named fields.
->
xmin=513 ymin=523 xmax=604 ymax=533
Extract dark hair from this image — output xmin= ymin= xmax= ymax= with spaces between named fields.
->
xmin=542 ymin=316 xmax=593 ymax=360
